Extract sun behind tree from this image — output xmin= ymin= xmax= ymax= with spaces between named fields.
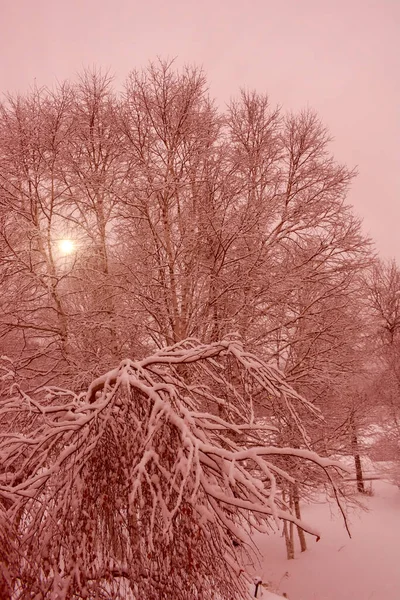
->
xmin=58 ymin=239 xmax=75 ymax=255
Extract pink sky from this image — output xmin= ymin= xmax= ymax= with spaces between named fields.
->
xmin=1 ymin=0 xmax=399 ymax=258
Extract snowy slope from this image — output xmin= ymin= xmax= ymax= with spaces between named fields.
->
xmin=254 ymin=479 xmax=400 ymax=600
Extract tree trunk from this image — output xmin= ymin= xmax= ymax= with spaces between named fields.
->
xmin=283 ymin=520 xmax=295 ymax=560
xmin=350 ymin=412 xmax=365 ymax=493
xmin=293 ymin=484 xmax=307 ymax=552
xmin=282 ymin=490 xmax=295 ymax=559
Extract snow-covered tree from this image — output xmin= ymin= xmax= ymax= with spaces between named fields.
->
xmin=0 ymin=338 xmax=348 ymax=600
xmin=0 ymin=60 xmax=378 ymax=575
xmin=0 ymin=61 xmax=371 ymax=388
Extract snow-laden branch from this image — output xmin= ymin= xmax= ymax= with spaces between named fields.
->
xmin=0 ymin=337 xmax=348 ymax=600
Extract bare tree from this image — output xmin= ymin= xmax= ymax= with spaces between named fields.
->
xmin=0 ymin=74 xmax=140 ymax=389
xmin=0 ymin=63 xmax=371 ymax=379
xmin=118 ymin=59 xmax=233 ymax=346
xmin=60 ymin=69 xmax=130 ymax=371
xmin=0 ymin=85 xmax=76 ymax=385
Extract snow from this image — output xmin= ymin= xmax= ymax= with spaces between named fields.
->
xmin=254 ymin=477 xmax=400 ymax=599
xmin=257 ymin=591 xmax=287 ymax=599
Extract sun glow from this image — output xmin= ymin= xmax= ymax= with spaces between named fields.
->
xmin=58 ymin=239 xmax=75 ymax=255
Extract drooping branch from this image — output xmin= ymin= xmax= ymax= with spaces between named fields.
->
xmin=0 ymin=337 xmax=349 ymax=600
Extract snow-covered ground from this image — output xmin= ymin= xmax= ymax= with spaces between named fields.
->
xmin=253 ymin=478 xmax=400 ymax=599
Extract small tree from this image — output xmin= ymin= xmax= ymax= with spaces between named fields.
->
xmin=0 ymin=338 xmax=348 ymax=600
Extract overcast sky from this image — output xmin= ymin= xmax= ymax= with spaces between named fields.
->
xmin=1 ymin=0 xmax=399 ymax=258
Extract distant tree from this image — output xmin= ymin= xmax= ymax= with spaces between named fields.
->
xmin=0 ymin=338 xmax=348 ymax=600
xmin=364 ymin=259 xmax=400 ymax=480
